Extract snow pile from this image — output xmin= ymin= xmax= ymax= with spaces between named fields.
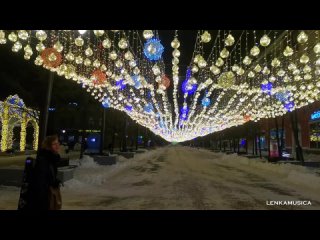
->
xmin=304 ymin=153 xmax=320 ymax=162
xmin=64 ymin=148 xmax=162 ymax=188
xmin=215 ymin=152 xmax=320 ymax=191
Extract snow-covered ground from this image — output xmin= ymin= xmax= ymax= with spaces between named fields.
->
xmin=1 ymin=146 xmax=319 ymax=210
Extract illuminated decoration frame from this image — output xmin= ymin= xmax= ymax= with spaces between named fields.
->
xmin=0 ymin=95 xmax=39 ymax=152
xmin=1 ymin=30 xmax=320 ymax=142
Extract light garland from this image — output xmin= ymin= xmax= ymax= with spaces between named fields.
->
xmin=1 ymin=30 xmax=320 ymax=142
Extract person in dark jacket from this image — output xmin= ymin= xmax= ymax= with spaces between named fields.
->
xmin=29 ymin=135 xmax=62 ymax=210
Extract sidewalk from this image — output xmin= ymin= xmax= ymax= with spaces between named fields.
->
xmin=0 ymin=151 xmax=81 ymax=168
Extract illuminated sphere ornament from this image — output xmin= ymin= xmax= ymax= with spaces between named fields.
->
xmin=125 ymin=105 xmax=133 ymax=112
xmin=132 ymin=75 xmax=141 ymax=89
xmin=210 ymin=65 xmax=220 ymax=75
xmin=225 ymin=34 xmax=235 ymax=46
xmin=243 ymin=115 xmax=251 ymax=122
xmin=118 ymin=38 xmax=128 ymax=49
xmin=201 ymin=97 xmax=211 ymax=107
xmin=243 ymin=56 xmax=252 ymax=65
xmin=8 ymin=32 xmax=18 ymax=42
xmin=297 ymin=31 xmax=308 ymax=44
xmin=201 ymin=31 xmax=211 ymax=43
xmin=36 ymin=30 xmax=47 ymax=41
xmin=300 ymin=54 xmax=309 ymax=64
xmin=250 ymin=46 xmax=260 ymax=56
xmin=284 ymin=102 xmax=295 ymax=112
xmin=78 ymin=30 xmax=87 ymax=34
xmin=144 ymin=103 xmax=154 ymax=113
xmin=260 ymin=34 xmax=271 ymax=47
xmin=271 ymin=58 xmax=281 ymax=67
xmin=215 ymin=58 xmax=224 ymax=67
xmin=314 ymin=43 xmax=320 ymax=54
xmin=102 ymin=38 xmax=111 ymax=48
xmin=116 ymin=79 xmax=126 ymax=90
xmin=91 ymin=69 xmax=107 ymax=85
xmin=171 ymin=38 xmax=180 ymax=48
xmin=283 ymin=46 xmax=294 ymax=57
xmin=93 ymin=30 xmax=105 ymax=37
xmin=220 ymin=48 xmax=229 ymax=58
xmin=75 ymin=37 xmax=84 ymax=47
xmin=180 ymin=106 xmax=189 ymax=120
xmin=102 ymin=99 xmax=110 ymax=108
xmin=18 ymin=30 xmax=29 ymax=40
xmin=41 ymin=48 xmax=62 ymax=68
xmin=161 ymin=75 xmax=170 ymax=89
xmin=0 ymin=30 xmax=6 ymax=44
xmin=143 ymin=38 xmax=164 ymax=61
xmin=261 ymin=82 xmax=273 ymax=94
xmin=143 ymin=30 xmax=154 ymax=39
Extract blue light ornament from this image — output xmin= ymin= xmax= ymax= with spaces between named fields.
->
xmin=143 ymin=38 xmax=164 ymax=61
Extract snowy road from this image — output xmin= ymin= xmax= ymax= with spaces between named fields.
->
xmin=1 ymin=146 xmax=319 ymax=209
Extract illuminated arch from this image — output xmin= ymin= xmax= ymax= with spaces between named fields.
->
xmin=0 ymin=95 xmax=39 ymax=152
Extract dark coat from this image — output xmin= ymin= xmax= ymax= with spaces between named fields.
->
xmin=29 ymin=149 xmax=61 ymax=210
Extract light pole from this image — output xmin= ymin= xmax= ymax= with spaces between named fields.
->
xmin=38 ymin=71 xmax=54 ymax=151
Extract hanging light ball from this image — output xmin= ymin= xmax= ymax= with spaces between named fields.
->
xmin=91 ymin=69 xmax=107 ymax=85
xmin=313 ymin=43 xmax=320 ymax=54
xmin=202 ymin=97 xmax=211 ymax=107
xmin=225 ymin=34 xmax=235 ymax=46
xmin=18 ymin=30 xmax=29 ymax=40
xmin=254 ymin=64 xmax=262 ymax=72
xmin=250 ymin=46 xmax=260 ymax=57
xmin=66 ymin=52 xmax=74 ymax=61
xmin=161 ymin=75 xmax=170 ymax=89
xmin=297 ymin=31 xmax=308 ymax=44
xmin=283 ymin=46 xmax=294 ymax=57
xmin=93 ymin=30 xmax=105 ymax=37
xmin=102 ymin=38 xmax=112 ymax=49
xmin=75 ymin=56 xmax=83 ymax=64
xmin=78 ymin=30 xmax=87 ymax=34
xmin=192 ymin=65 xmax=199 ymax=73
xmin=75 ymin=37 xmax=84 ymax=47
xmin=215 ymin=57 xmax=224 ymax=67
xmin=144 ymin=38 xmax=164 ymax=61
xmin=220 ymin=48 xmax=229 ymax=58
xmin=171 ymin=38 xmax=180 ymax=49
xmin=85 ymin=47 xmax=93 ymax=57
xmin=41 ymin=48 xmax=62 ymax=68
xmin=243 ymin=56 xmax=252 ymax=65
xmin=260 ymin=34 xmax=271 ymax=47
xmin=210 ymin=65 xmax=220 ymax=75
xmin=118 ymin=38 xmax=128 ymax=49
xmin=0 ymin=30 xmax=6 ymax=44
xmin=271 ymin=58 xmax=281 ymax=67
xmin=12 ymin=41 xmax=22 ymax=52
xmin=198 ymin=59 xmax=207 ymax=68
xmin=201 ymin=31 xmax=211 ymax=43
xmin=143 ymin=30 xmax=154 ymax=39
xmin=300 ymin=54 xmax=309 ymax=64
xmin=36 ymin=42 xmax=45 ymax=52
xmin=36 ymin=30 xmax=47 ymax=41
xmin=8 ymin=32 xmax=18 ymax=42
xmin=152 ymin=64 xmax=161 ymax=75
xmin=243 ymin=115 xmax=251 ymax=122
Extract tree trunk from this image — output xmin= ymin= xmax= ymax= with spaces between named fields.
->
xmin=274 ymin=117 xmax=281 ymax=160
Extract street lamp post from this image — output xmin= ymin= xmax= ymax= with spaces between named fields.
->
xmin=100 ymin=107 xmax=106 ymax=155
xmin=38 ymin=72 xmax=54 ymax=151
